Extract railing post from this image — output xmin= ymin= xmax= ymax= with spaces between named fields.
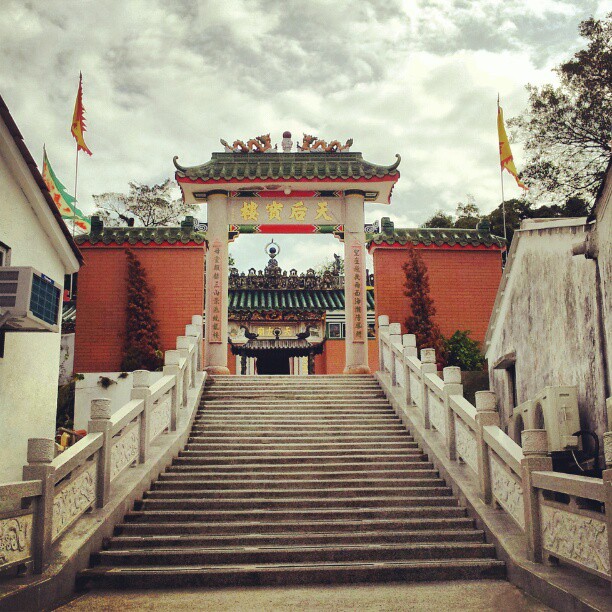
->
xmin=443 ymin=366 xmax=463 ymax=461
xmin=163 ymin=350 xmax=181 ymax=430
xmin=191 ymin=315 xmax=203 ymax=371
xmin=474 ymin=390 xmax=499 ymax=504
xmin=177 ymin=336 xmax=193 ymax=401
xmin=22 ymin=438 xmax=55 ymax=573
xmin=521 ymin=429 xmax=552 ymax=563
xmin=131 ymin=370 xmax=151 ymax=463
xmin=403 ymin=334 xmax=417 ymax=406
xmin=378 ymin=315 xmax=389 ymax=372
xmin=420 ymin=348 xmax=437 ymax=429
xmin=88 ymin=399 xmax=112 ymax=508
xmin=388 ymin=323 xmax=402 ymax=386
xmin=601 ymin=430 xmax=612 ymax=587
xmin=186 ymin=324 xmax=200 ymax=386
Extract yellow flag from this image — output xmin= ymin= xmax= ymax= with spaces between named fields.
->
xmin=71 ymin=72 xmax=92 ymax=156
xmin=497 ymin=103 xmax=527 ymax=190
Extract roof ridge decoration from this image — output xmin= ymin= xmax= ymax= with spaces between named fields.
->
xmin=368 ymin=216 xmax=506 ymax=249
xmin=172 ymin=152 xmax=401 ymax=181
xmin=75 ymin=215 xmax=206 ymax=246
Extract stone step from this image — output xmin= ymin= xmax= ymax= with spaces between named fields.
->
xmin=137 ymin=496 xmax=458 ymax=512
xmin=78 ymin=558 xmax=505 ymax=589
xmin=172 ymin=454 xmax=428 ymax=466
xmin=159 ymin=467 xmax=439 ymax=479
xmin=167 ymin=461 xmax=436 ymax=472
xmin=187 ymin=434 xmax=414 ymax=443
xmin=144 ymin=487 xmax=453 ymax=500
xmin=196 ymin=405 xmax=393 ymax=412
xmin=189 ymin=427 xmax=409 ymax=435
xmin=93 ymin=542 xmax=497 ymax=567
xmin=108 ymin=528 xmax=486 ymax=550
xmin=195 ymin=416 xmax=402 ymax=423
xmin=203 ymin=390 xmax=386 ymax=397
xmin=115 ymin=516 xmax=477 ymax=536
xmin=182 ymin=441 xmax=419 ymax=452
xmin=124 ymin=506 xmax=467 ymax=523
xmin=153 ymin=478 xmax=447 ymax=490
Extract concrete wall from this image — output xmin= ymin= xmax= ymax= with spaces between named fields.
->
xmin=73 ymin=371 xmax=163 ymax=430
xmin=372 ymin=246 xmax=503 ymax=344
xmin=59 ymin=333 xmax=75 ymax=386
xmin=0 ymin=146 xmax=68 ymax=482
xmin=74 ymin=245 xmax=205 ymax=372
xmin=595 ymin=171 xmax=612 ymax=404
xmin=486 ymin=219 xmax=609 ymax=441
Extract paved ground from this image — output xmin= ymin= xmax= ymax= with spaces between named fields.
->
xmin=58 ymin=580 xmax=551 ymax=611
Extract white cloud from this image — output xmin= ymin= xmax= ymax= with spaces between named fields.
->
xmin=0 ymin=0 xmax=604 ymax=270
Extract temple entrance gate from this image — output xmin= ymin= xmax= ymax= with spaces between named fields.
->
xmin=174 ymin=134 xmax=400 ymax=375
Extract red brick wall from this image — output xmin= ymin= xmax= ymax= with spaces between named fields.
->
xmin=75 ymin=245 xmax=205 ymax=372
xmin=372 ymin=246 xmax=502 ymax=344
xmin=316 ymin=339 xmax=378 ymax=374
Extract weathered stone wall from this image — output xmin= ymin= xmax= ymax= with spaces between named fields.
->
xmin=595 ymin=173 xmax=612 ymax=411
xmin=487 ymin=220 xmax=608 ymax=441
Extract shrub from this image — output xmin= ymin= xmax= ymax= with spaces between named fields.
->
xmin=444 ymin=330 xmax=485 ymax=371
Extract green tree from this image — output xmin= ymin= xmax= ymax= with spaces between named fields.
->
xmin=403 ymin=247 xmax=447 ymax=366
xmin=509 ymin=13 xmax=612 ymax=203
xmin=483 ymin=196 xmax=590 ymax=245
xmin=121 ymin=250 xmax=164 ymax=371
xmin=444 ymin=331 xmax=485 ymax=371
xmin=93 ymin=180 xmax=197 ymax=227
xmin=454 ymin=195 xmax=481 ymax=229
xmin=421 ymin=210 xmax=454 ymax=228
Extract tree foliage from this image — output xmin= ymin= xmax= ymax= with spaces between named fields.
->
xmin=422 ymin=196 xmax=589 ymax=246
xmin=403 ymin=247 xmax=447 ymax=366
xmin=509 ymin=13 xmax=612 ymax=202
xmin=121 ymin=250 xmax=164 ymax=371
xmin=444 ymin=331 xmax=485 ymax=371
xmin=93 ymin=179 xmax=197 ymax=227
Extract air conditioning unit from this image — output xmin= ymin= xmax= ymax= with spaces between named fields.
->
xmin=532 ymin=386 xmax=580 ymax=452
xmin=0 ymin=267 xmax=62 ymax=332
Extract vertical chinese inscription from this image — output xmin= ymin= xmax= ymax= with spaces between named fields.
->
xmin=351 ymin=239 xmax=365 ymax=343
xmin=210 ymin=238 xmax=223 ymax=344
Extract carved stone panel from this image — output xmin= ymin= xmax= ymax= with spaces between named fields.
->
xmin=394 ymin=356 xmax=405 ymax=387
xmin=382 ymin=345 xmax=391 ymax=374
xmin=149 ymin=395 xmax=171 ymax=443
xmin=490 ymin=452 xmax=525 ymax=529
xmin=52 ymin=462 xmax=97 ymax=541
xmin=410 ymin=372 xmax=422 ymax=409
xmin=0 ymin=514 xmax=32 ymax=569
xmin=429 ymin=392 xmax=446 ymax=437
xmin=541 ymin=505 xmax=610 ymax=576
xmin=455 ymin=417 xmax=478 ymax=475
xmin=110 ymin=423 xmax=140 ymax=482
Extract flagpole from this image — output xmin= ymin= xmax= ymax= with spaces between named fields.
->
xmin=73 ymin=144 xmax=79 ymax=238
xmin=497 ymin=93 xmax=507 ymax=242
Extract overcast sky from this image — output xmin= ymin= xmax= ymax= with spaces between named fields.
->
xmin=1 ymin=0 xmax=610 ymax=270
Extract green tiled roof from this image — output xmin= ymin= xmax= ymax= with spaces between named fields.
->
xmin=76 ymin=219 xmax=206 ymax=246
xmin=173 ymin=152 xmax=401 ymax=182
xmin=368 ymin=226 xmax=505 ymax=248
xmin=229 ymin=288 xmax=375 ymax=311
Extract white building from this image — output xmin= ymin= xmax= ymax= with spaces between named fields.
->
xmin=0 ymin=95 xmax=82 ymax=482
xmin=485 ymin=162 xmax=612 ymax=455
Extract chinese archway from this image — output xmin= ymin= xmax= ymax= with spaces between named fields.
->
xmin=174 ymin=132 xmax=400 ymax=374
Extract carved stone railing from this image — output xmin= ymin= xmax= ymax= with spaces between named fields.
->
xmin=378 ymin=315 xmax=612 ymax=586
xmin=0 ymin=315 xmax=203 ymax=576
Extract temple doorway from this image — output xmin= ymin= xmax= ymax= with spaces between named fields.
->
xmin=256 ymin=353 xmax=290 ymax=375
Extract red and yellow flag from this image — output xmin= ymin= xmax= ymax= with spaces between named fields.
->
xmin=497 ymin=103 xmax=527 ymax=190
xmin=71 ymin=72 xmax=92 ymax=156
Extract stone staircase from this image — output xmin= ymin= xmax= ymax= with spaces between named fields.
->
xmin=78 ymin=375 xmax=504 ymax=588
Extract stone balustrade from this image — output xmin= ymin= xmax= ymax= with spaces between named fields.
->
xmin=377 ymin=315 xmax=612 ymax=586
xmin=0 ymin=315 xmax=203 ymax=576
